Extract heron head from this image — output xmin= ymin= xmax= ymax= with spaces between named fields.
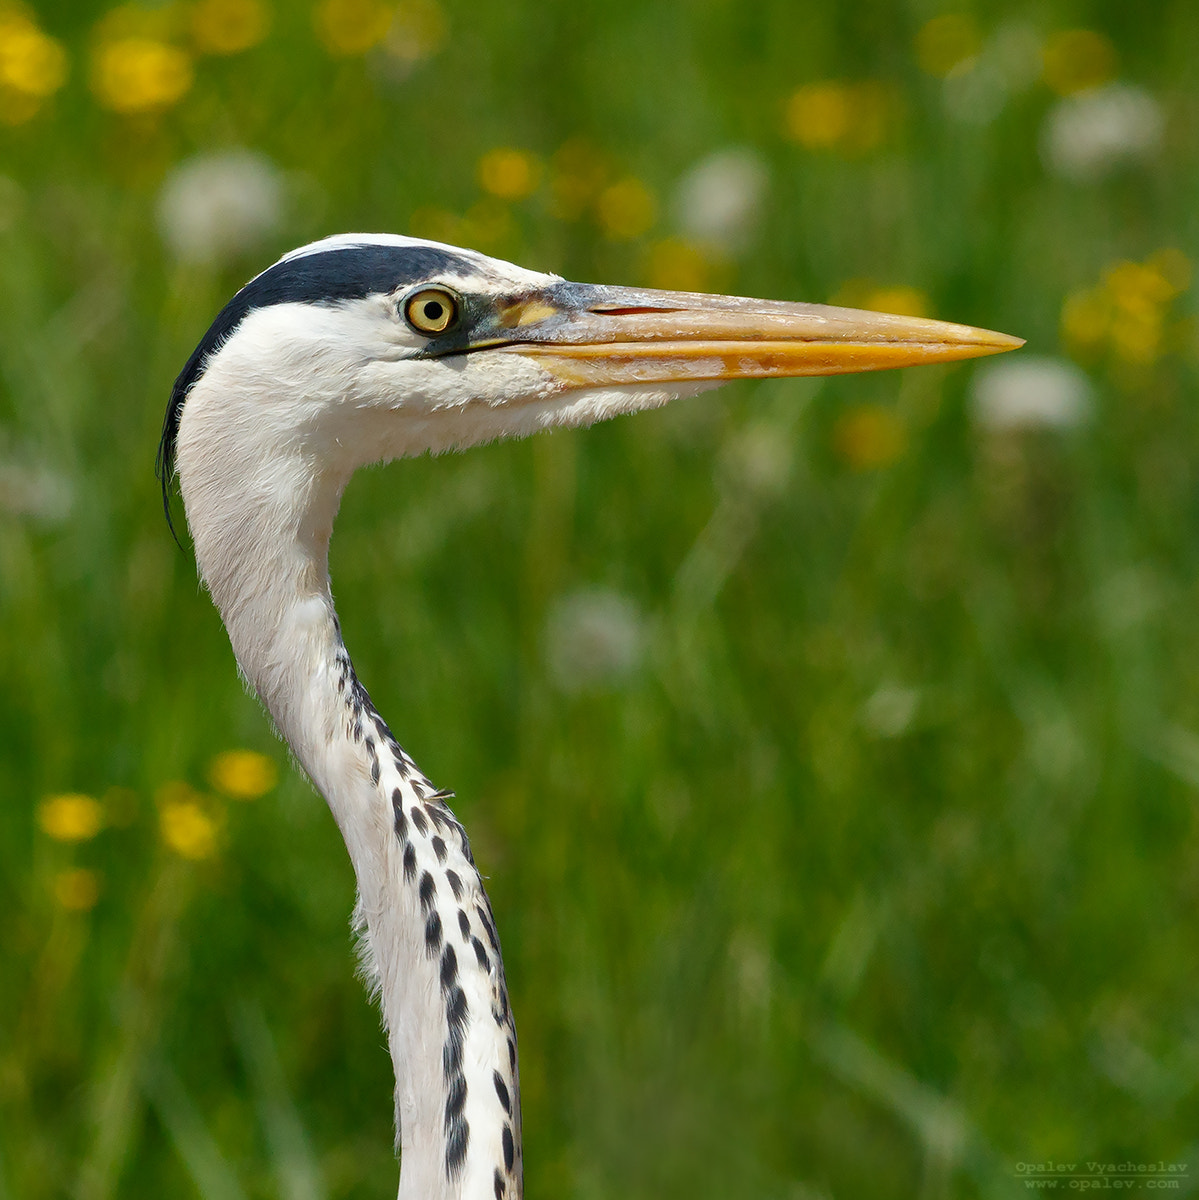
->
xmin=161 ymin=233 xmax=1021 ymax=538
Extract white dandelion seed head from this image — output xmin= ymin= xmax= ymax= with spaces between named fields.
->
xmin=862 ymin=683 xmax=920 ymax=739
xmin=0 ymin=460 xmax=72 ymax=522
xmin=1041 ymin=83 xmax=1164 ymax=183
xmin=720 ymin=422 xmax=792 ymax=498
xmin=157 ymin=150 xmax=285 ymax=265
xmin=544 ymin=587 xmax=645 ymax=694
xmin=674 ymin=147 xmax=768 ymax=251
xmin=971 ymin=356 xmax=1094 ymax=431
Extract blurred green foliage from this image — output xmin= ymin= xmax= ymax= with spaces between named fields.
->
xmin=2 ymin=1 xmax=1198 ymax=1197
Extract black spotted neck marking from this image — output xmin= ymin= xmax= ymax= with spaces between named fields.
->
xmin=335 ymin=648 xmax=522 ymax=1196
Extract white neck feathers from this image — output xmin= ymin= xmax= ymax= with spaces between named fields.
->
xmin=176 ymin=361 xmax=522 ymax=1200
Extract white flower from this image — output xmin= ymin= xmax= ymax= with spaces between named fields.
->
xmin=720 ymin=422 xmax=792 ymax=498
xmin=971 ymin=356 xmax=1093 ymax=431
xmin=673 ymin=147 xmax=767 ymax=251
xmin=544 ymin=588 xmax=644 ymax=694
xmin=157 ymin=150 xmax=284 ymax=265
xmin=1041 ymin=84 xmax=1164 ymax=182
xmin=0 ymin=460 xmax=72 ymax=521
xmin=862 ymin=684 xmax=919 ymax=738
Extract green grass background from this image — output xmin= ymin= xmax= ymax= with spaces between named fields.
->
xmin=2 ymin=1 xmax=1198 ymax=1197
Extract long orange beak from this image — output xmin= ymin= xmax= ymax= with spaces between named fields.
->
xmin=487 ymin=282 xmax=1022 ymax=388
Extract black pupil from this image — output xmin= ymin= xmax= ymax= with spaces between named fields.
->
xmin=423 ymin=300 xmax=445 ymax=321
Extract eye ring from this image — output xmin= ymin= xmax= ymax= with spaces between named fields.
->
xmin=403 ymin=286 xmax=461 ymax=336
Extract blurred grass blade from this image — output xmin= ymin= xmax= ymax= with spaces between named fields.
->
xmin=231 ymin=998 xmax=327 ymax=1200
xmin=141 ymin=1060 xmax=247 ymax=1200
xmin=808 ymin=1019 xmax=1010 ymax=1197
xmin=76 ymin=866 xmax=191 ymax=1200
xmin=1144 ymin=723 xmax=1199 ymax=789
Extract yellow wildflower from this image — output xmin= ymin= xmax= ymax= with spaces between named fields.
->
xmin=159 ymin=788 xmax=219 ymax=860
xmin=1109 ymin=313 xmax=1162 ymax=366
xmin=384 ymin=0 xmax=446 ymax=67
xmin=478 ymin=147 xmax=542 ymax=201
xmin=1106 ymin=257 xmax=1185 ymax=310
xmin=831 ymin=280 xmax=929 ymax=319
xmin=784 ymin=80 xmax=892 ymax=153
xmin=1042 ymin=29 xmax=1116 ymax=96
xmin=868 ymin=285 xmax=927 ymax=319
xmin=38 ymin=794 xmax=104 ymax=842
xmin=190 ymin=0 xmax=271 ymax=55
xmin=833 ymin=406 xmax=907 ymax=471
xmin=1105 ymin=258 xmax=1183 ymax=364
xmin=91 ymin=37 xmax=193 ymax=113
xmin=1061 ymin=287 xmax=1112 ymax=353
xmin=1062 ymin=250 xmax=1190 ymax=367
xmin=0 ymin=10 xmax=68 ymax=97
xmin=595 ymin=177 xmax=656 ymax=241
xmin=314 ymin=0 xmax=392 ymax=55
xmin=55 ymin=868 xmax=102 ymax=912
xmin=785 ymin=82 xmax=850 ymax=149
xmin=914 ymin=14 xmax=980 ymax=77
xmin=208 ymin=749 xmax=278 ymax=799
xmin=645 ymin=238 xmax=715 ymax=293
xmin=1150 ymin=247 xmax=1192 ymax=294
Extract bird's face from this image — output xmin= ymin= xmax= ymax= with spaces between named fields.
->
xmin=164 ymin=235 xmax=1021 ymax=517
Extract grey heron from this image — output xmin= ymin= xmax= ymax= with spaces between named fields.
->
xmin=158 ymin=233 xmax=1021 ymax=1200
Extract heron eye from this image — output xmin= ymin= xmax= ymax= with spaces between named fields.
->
xmin=404 ymin=287 xmax=460 ymax=335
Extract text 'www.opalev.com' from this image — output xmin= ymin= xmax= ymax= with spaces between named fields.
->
xmin=1013 ymin=1162 xmax=1189 ymax=1191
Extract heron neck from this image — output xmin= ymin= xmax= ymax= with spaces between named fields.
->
xmin=189 ymin=477 xmax=523 ymax=1200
